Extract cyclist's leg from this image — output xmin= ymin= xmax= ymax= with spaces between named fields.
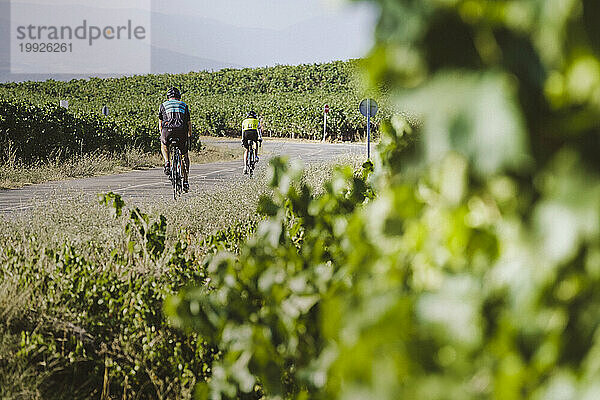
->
xmin=161 ymin=142 xmax=169 ymax=164
xmin=249 ymin=132 xmax=258 ymax=163
xmin=182 ymin=144 xmax=190 ymax=183
xmin=176 ymin=131 xmax=189 ymax=181
xmin=160 ymin=128 xmax=170 ymax=163
xmin=182 ymin=150 xmax=190 ymax=192
xmin=242 ymin=131 xmax=250 ymax=173
xmin=251 ymin=130 xmax=259 ymax=158
xmin=182 ymin=153 xmax=190 ymax=179
xmin=161 ymin=130 xmax=171 ymax=175
xmin=168 ymin=145 xmax=176 ymax=182
xmin=243 ymin=148 xmax=249 ymax=173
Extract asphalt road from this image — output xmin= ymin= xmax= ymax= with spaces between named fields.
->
xmin=0 ymin=140 xmax=365 ymax=213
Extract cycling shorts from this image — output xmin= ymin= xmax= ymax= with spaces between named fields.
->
xmin=161 ymin=127 xmax=189 ymax=154
xmin=242 ymin=130 xmax=259 ymax=149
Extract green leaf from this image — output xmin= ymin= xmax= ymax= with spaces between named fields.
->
xmin=396 ymin=71 xmax=530 ymax=176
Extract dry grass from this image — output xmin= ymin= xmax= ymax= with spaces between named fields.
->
xmin=0 ymin=153 xmax=364 ymax=264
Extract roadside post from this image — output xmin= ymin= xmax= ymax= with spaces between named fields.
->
xmin=102 ymin=105 xmax=109 ymax=116
xmin=359 ymin=98 xmax=378 ymax=159
xmin=323 ymin=104 xmax=330 ymax=142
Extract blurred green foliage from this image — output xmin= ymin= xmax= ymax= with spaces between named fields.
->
xmin=168 ymin=0 xmax=600 ymax=399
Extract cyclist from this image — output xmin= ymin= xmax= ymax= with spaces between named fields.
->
xmin=159 ymin=87 xmax=191 ymax=192
xmin=241 ymin=111 xmax=262 ymax=174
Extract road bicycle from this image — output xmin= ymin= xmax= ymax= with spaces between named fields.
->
xmin=245 ymin=141 xmax=258 ymax=177
xmin=168 ymin=137 xmax=184 ymax=199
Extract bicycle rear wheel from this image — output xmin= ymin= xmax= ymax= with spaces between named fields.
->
xmin=248 ymin=146 xmax=255 ymax=177
xmin=170 ymin=147 xmax=182 ymax=199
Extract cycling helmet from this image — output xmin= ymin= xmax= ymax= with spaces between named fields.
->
xmin=247 ymin=110 xmax=257 ymax=118
xmin=167 ymin=87 xmax=181 ymax=99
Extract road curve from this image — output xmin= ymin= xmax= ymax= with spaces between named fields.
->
xmin=0 ymin=141 xmax=365 ymax=213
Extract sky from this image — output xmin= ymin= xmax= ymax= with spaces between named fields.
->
xmin=153 ymin=0 xmax=368 ymax=31
xmin=0 ymin=0 xmax=378 ymax=81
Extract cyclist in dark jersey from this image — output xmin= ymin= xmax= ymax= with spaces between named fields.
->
xmin=159 ymin=87 xmax=191 ymax=192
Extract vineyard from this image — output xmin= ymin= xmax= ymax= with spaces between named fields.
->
xmin=0 ymin=61 xmax=387 ymax=162
xmin=4 ymin=0 xmax=600 ymax=399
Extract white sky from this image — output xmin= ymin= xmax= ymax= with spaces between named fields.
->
xmin=150 ymin=0 xmax=378 ymax=68
xmin=152 ymin=0 xmax=373 ymax=30
xmin=10 ymin=0 xmax=151 ymax=10
xmin=1 ymin=0 xmax=378 ymax=79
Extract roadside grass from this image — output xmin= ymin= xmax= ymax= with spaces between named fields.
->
xmin=0 ymin=277 xmax=43 ymax=400
xmin=0 ymin=155 xmax=361 ymax=399
xmin=0 ymin=144 xmax=239 ymax=189
xmin=0 ymin=177 xmax=267 ymax=399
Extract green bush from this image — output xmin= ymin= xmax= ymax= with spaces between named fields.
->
xmin=0 ymin=101 xmax=156 ymax=162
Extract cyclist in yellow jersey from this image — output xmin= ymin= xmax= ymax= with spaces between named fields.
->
xmin=241 ymin=111 xmax=262 ymax=174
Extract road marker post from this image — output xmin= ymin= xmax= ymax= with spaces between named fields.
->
xmin=359 ymin=98 xmax=378 ymax=159
xmin=323 ymin=104 xmax=330 ymax=142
